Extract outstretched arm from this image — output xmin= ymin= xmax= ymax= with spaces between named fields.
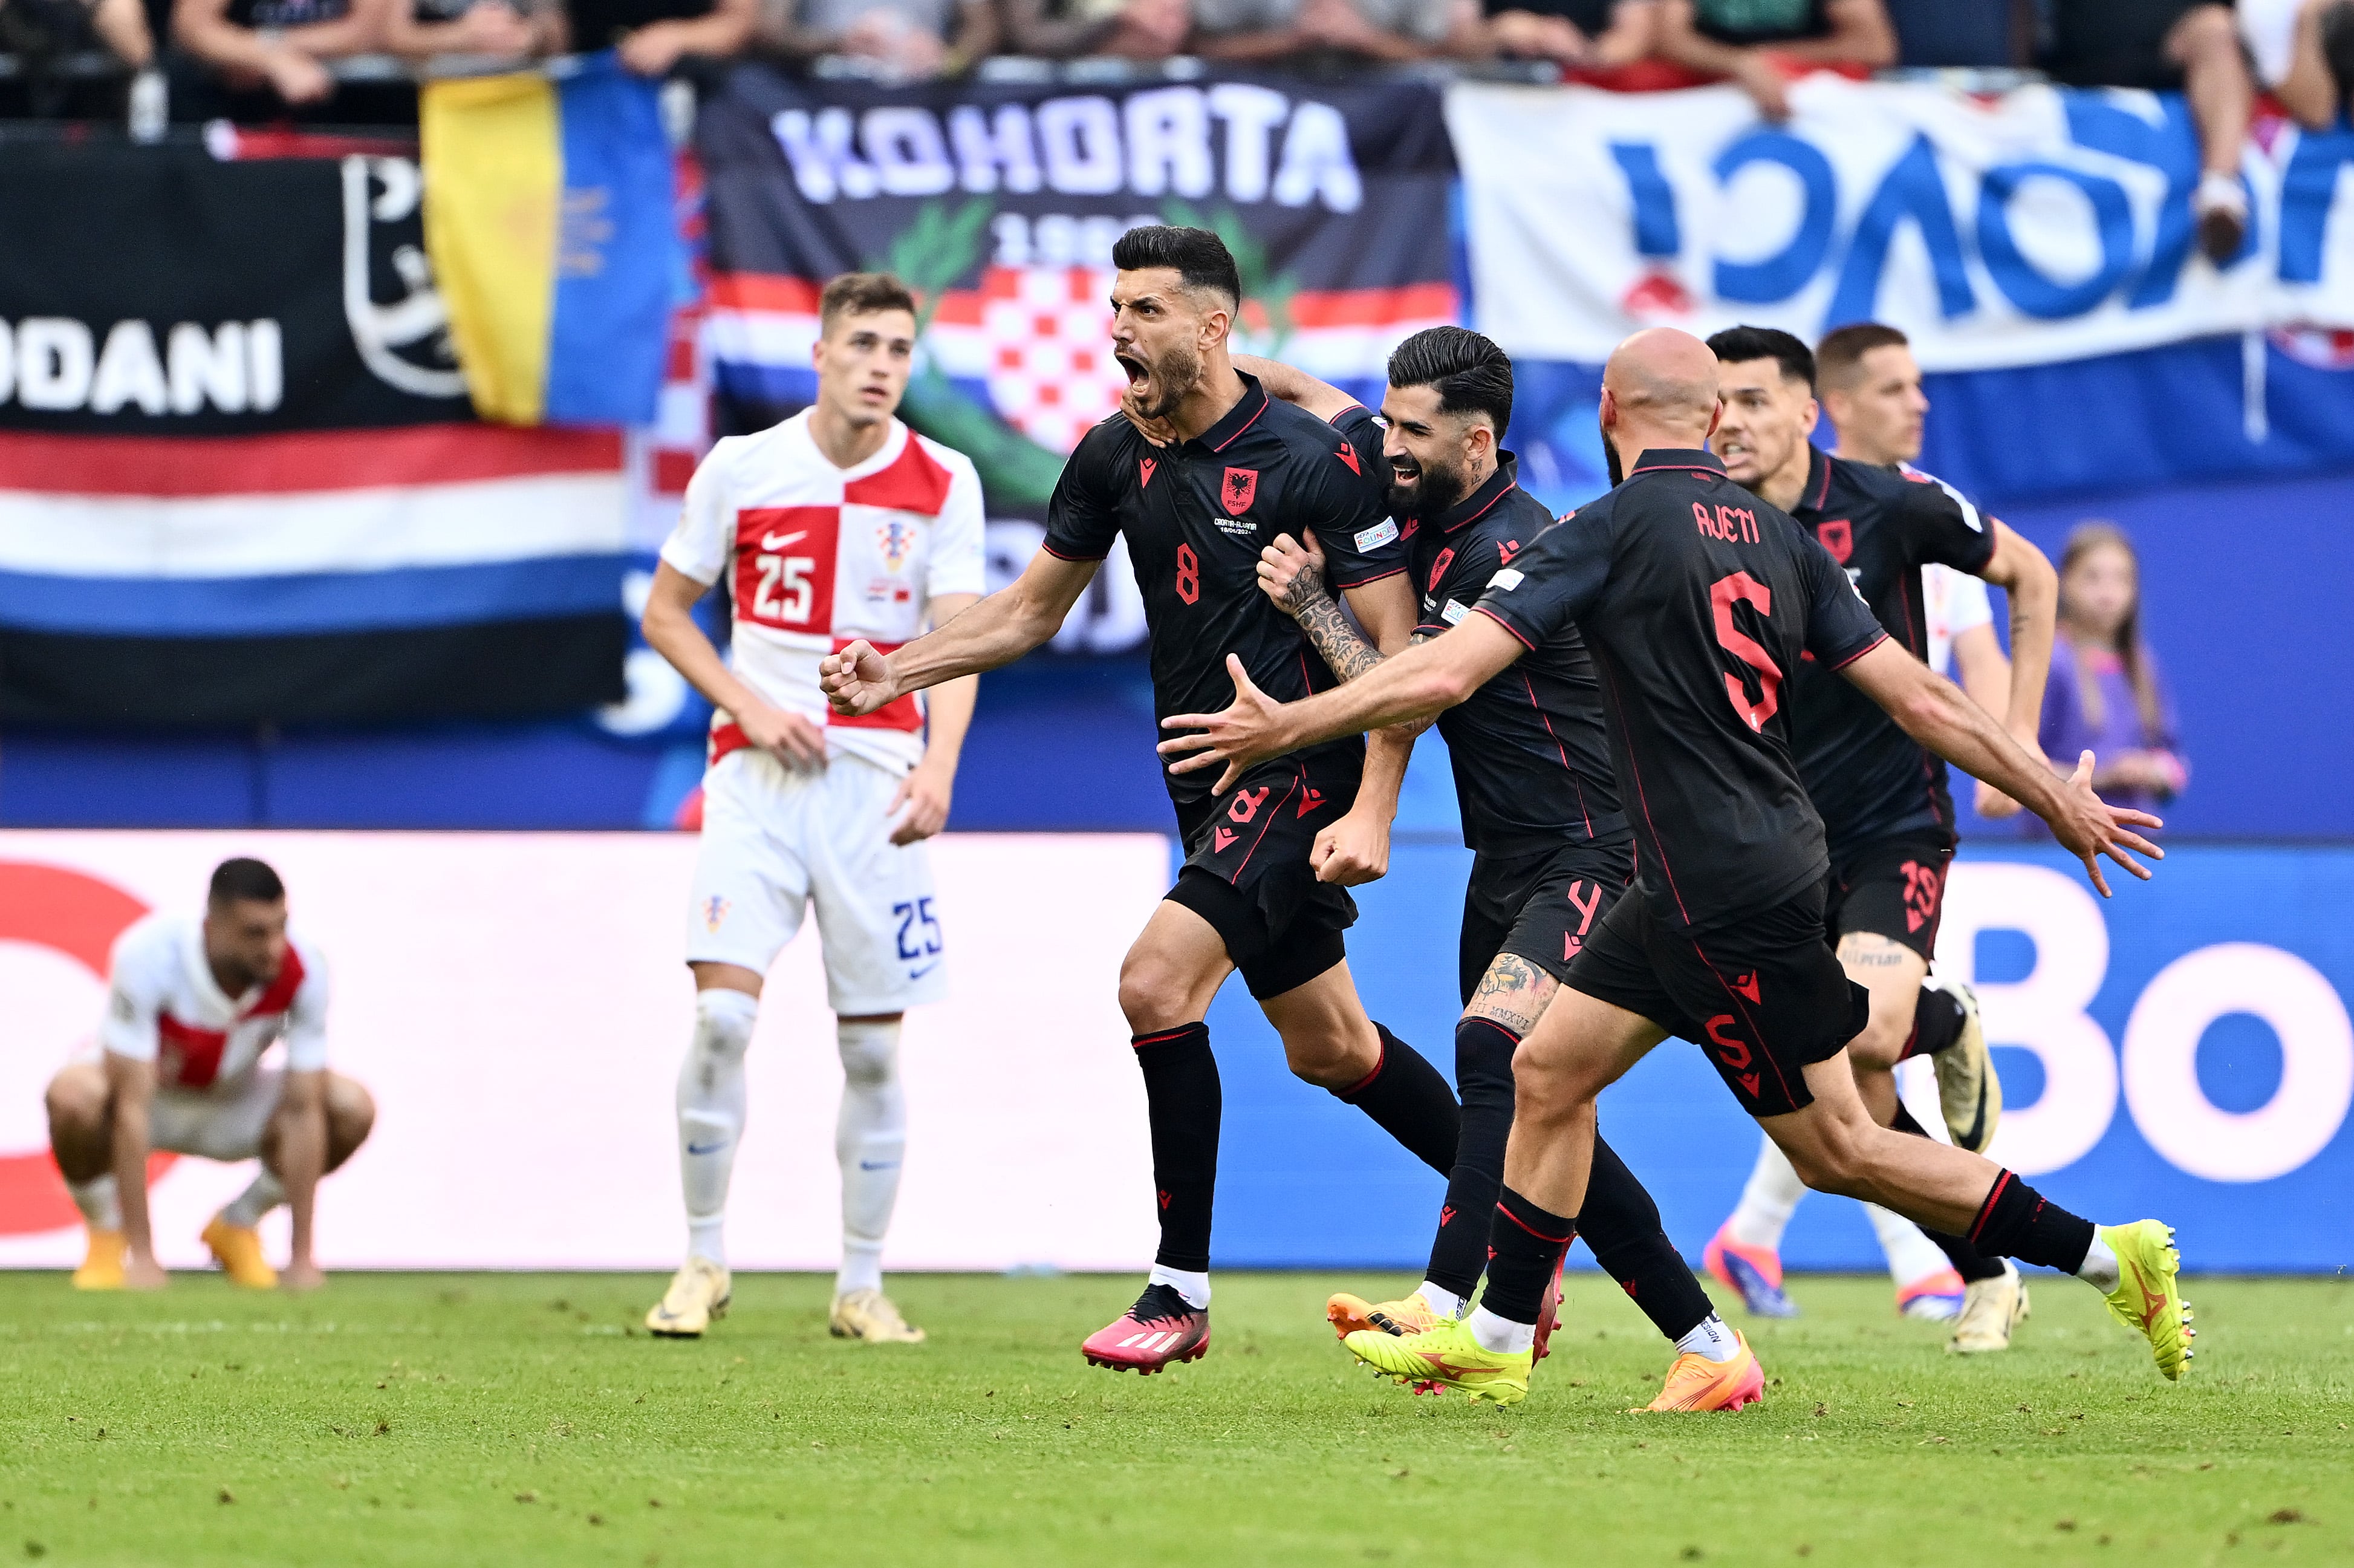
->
xmin=1232 ymin=357 xmax=1363 ymax=423
xmin=1158 ymin=614 xmax=1524 ymax=794
xmin=1841 ymin=639 xmax=2161 ymax=896
xmin=1319 ymin=565 xmax=1425 ymax=885
xmin=822 ymin=550 xmax=1097 ymax=716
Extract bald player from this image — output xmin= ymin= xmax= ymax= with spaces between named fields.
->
xmin=1157 ymin=328 xmax=2191 ymax=1405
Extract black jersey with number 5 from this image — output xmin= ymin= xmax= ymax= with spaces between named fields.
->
xmin=1472 ymin=448 xmax=1886 ymax=930
xmin=1784 ymin=449 xmax=1998 ymax=856
xmin=1043 ymin=375 xmax=1405 ymax=806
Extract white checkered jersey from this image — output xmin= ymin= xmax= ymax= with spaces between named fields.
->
xmin=102 ymin=912 xmax=330 ymax=1095
xmin=661 ymin=411 xmax=987 ymax=776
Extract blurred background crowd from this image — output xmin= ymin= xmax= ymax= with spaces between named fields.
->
xmin=5 ymin=0 xmax=2353 ymax=194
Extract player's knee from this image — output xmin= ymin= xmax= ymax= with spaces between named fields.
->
xmin=837 ymin=1018 xmax=900 ymax=1090
xmin=325 ymin=1076 xmax=376 ymax=1165
xmin=1284 ymin=1023 xmax=1376 ymax=1090
xmin=1847 ymin=1010 xmax=1908 ymax=1071
xmin=1507 ymin=1038 xmax=1590 ymax=1121
xmin=2172 ymin=4 xmax=2237 ymax=56
xmin=1783 ymin=1124 xmax=1871 ymax=1198
xmin=688 ymin=987 xmax=759 ymax=1072
xmin=43 ymin=1067 xmax=108 ymax=1138
xmin=1116 ymin=952 xmax=1188 ymax=1032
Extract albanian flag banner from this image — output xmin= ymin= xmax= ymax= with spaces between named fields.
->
xmin=698 ymin=65 xmax=1459 ymax=519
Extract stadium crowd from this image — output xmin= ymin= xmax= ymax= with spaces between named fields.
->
xmin=2 ymin=0 xmax=2350 ymax=166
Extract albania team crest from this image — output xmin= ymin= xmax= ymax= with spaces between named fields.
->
xmin=1221 ymin=466 xmax=1258 ymax=515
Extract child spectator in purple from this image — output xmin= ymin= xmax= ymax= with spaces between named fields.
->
xmin=2040 ymin=522 xmax=2187 ymax=819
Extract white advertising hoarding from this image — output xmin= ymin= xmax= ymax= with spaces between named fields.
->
xmin=0 ymin=831 xmax=1168 ymax=1272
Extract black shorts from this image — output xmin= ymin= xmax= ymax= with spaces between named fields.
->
xmin=1457 ymin=838 xmax=1635 ymax=1006
xmin=1164 ymin=753 xmax=1361 ymax=1001
xmin=1566 ymin=880 xmax=1869 ymax=1117
xmin=1825 ymin=832 xmax=1953 ymax=962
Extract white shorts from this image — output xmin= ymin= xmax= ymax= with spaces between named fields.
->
xmin=686 ymin=748 xmax=947 ymax=1015
xmin=149 ymin=1070 xmax=284 ymax=1163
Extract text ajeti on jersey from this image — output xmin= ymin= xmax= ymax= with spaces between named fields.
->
xmin=1694 ymin=501 xmax=1761 ymax=544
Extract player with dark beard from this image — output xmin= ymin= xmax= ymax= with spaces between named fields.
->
xmin=820 ymin=227 xmax=1463 ymax=1376
xmin=1157 ymin=327 xmax=2190 ymax=1404
xmin=1234 ymin=328 xmax=1760 ymax=1411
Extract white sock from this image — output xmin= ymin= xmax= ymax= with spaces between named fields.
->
xmin=1416 ymin=1281 xmax=1465 ymax=1318
xmin=68 ymin=1174 xmax=120 ymax=1232
xmin=2075 ymin=1229 xmax=2119 ymax=1292
xmin=1726 ymin=1136 xmax=1806 ymax=1251
xmin=1466 ymin=1304 xmax=1535 ymax=1355
xmin=1147 ymin=1264 xmax=1211 ymax=1310
xmin=834 ymin=1018 xmax=906 ymax=1298
xmin=677 ymin=987 xmax=758 ymax=1268
xmin=219 ymin=1171 xmax=285 ymax=1229
xmin=1673 ymin=1312 xmax=1741 ymax=1364
xmin=1864 ymin=1203 xmax=1955 ymax=1289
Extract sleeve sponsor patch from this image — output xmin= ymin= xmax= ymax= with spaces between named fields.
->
xmin=1440 ymin=599 xmax=1471 ymax=625
xmin=1490 ymin=567 xmax=1525 ymax=591
xmin=1354 ymin=519 xmax=1400 ymax=552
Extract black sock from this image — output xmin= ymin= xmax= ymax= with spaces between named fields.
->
xmin=1132 ymin=1023 xmax=1220 ymax=1273
xmin=1899 ymin=984 xmax=1967 ymax=1061
xmin=1580 ymin=1133 xmax=1714 ymax=1342
xmin=1889 ymin=1102 xmax=2006 ymax=1281
xmin=1484 ymin=1186 xmax=1576 ymax=1326
xmin=1968 ymin=1169 xmax=2096 ymax=1274
xmin=1423 ymin=1017 xmax=1516 ymax=1300
xmin=1334 ymin=1023 xmax=1459 ymax=1177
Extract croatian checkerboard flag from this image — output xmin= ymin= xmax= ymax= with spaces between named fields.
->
xmin=696 ymin=64 xmax=1461 ymax=519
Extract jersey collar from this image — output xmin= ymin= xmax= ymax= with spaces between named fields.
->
xmin=1790 ymin=444 xmax=1834 ymax=518
xmin=1186 ymin=370 xmax=1272 ymax=454
xmin=1433 ymin=452 xmax=1520 ymax=534
xmin=1628 ymin=447 xmax=1725 ymax=477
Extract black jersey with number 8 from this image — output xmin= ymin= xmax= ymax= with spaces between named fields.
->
xmin=1042 ymin=376 xmax=1405 ymax=806
xmin=1472 ymin=447 xmax=1886 ymax=931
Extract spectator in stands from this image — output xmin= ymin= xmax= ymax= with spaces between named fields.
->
xmin=2240 ymin=0 xmax=2354 ymax=129
xmin=1656 ymin=0 xmax=1898 ymax=119
xmin=1477 ymin=0 xmax=1655 ymax=65
xmin=998 ymin=0 xmax=1185 ymax=57
xmin=173 ymin=0 xmax=377 ymax=105
xmin=1192 ymin=0 xmax=1479 ymax=65
xmin=2042 ymin=1 xmax=2253 ymax=261
xmin=2040 ymin=522 xmax=2187 ymax=818
xmin=573 ymin=0 xmax=752 ymax=73
xmin=372 ymin=0 xmax=559 ymax=61
xmin=762 ymin=0 xmax=992 ymax=76
xmin=0 ymin=0 xmax=153 ymax=71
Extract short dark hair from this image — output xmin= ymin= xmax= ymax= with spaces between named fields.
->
xmin=819 ymin=272 xmax=917 ymax=336
xmin=2324 ymin=0 xmax=2354 ymax=117
xmin=1110 ymin=224 xmax=1241 ymax=307
xmin=208 ymin=857 xmax=285 ymax=908
xmin=1815 ymin=322 xmax=1911 ymax=392
xmin=1386 ymin=325 xmax=1514 ymax=433
xmin=1706 ymin=325 xmax=1816 ymax=393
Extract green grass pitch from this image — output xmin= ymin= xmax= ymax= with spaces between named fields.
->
xmin=2 ymin=1269 xmax=2349 ymax=1566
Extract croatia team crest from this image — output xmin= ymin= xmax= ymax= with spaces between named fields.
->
xmin=1221 ymin=466 xmax=1258 ymax=515
xmin=876 ymin=517 xmax=915 ymax=572
xmin=703 ymin=895 xmax=730 ymax=933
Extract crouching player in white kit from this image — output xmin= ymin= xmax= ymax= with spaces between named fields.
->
xmin=638 ymin=272 xmax=984 ymax=1344
xmin=44 ymin=857 xmax=376 ymax=1292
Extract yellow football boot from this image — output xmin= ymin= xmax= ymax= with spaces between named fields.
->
xmin=1325 ymin=1289 xmax=1445 ymax=1340
xmin=645 ymin=1257 xmax=731 ymax=1338
xmin=72 ymin=1228 xmax=127 ymax=1291
xmin=1344 ymin=1316 xmax=1531 ymax=1405
xmin=2099 ymin=1220 xmax=2193 ymax=1381
xmin=201 ymin=1217 xmax=278 ymax=1289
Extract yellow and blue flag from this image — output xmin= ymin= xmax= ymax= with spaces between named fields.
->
xmin=421 ymin=52 xmax=676 ymax=428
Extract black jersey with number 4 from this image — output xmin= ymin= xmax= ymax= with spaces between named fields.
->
xmin=1474 ymin=448 xmax=1886 ymax=930
xmin=1408 ymin=454 xmax=1625 ymax=856
xmin=1786 ymin=449 xmax=1997 ymax=856
xmin=1044 ymin=374 xmax=1406 ymax=806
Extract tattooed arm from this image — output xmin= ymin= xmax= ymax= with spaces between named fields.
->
xmin=1258 ymin=530 xmax=1391 ymax=680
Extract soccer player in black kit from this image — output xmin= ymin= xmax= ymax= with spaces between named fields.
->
xmin=1234 ymin=328 xmax=1761 ymax=1412
xmin=1703 ymin=325 xmax=2063 ymax=1353
xmin=818 ymin=226 xmax=1464 ymax=1374
xmin=1160 ymin=328 xmax=2190 ymax=1405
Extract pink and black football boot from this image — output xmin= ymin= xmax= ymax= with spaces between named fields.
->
xmin=1081 ymin=1283 xmax=1210 ymax=1374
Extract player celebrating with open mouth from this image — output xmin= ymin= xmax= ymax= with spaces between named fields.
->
xmin=821 ymin=226 xmax=1464 ymax=1374
xmin=1156 ymin=328 xmax=2191 ymax=1405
